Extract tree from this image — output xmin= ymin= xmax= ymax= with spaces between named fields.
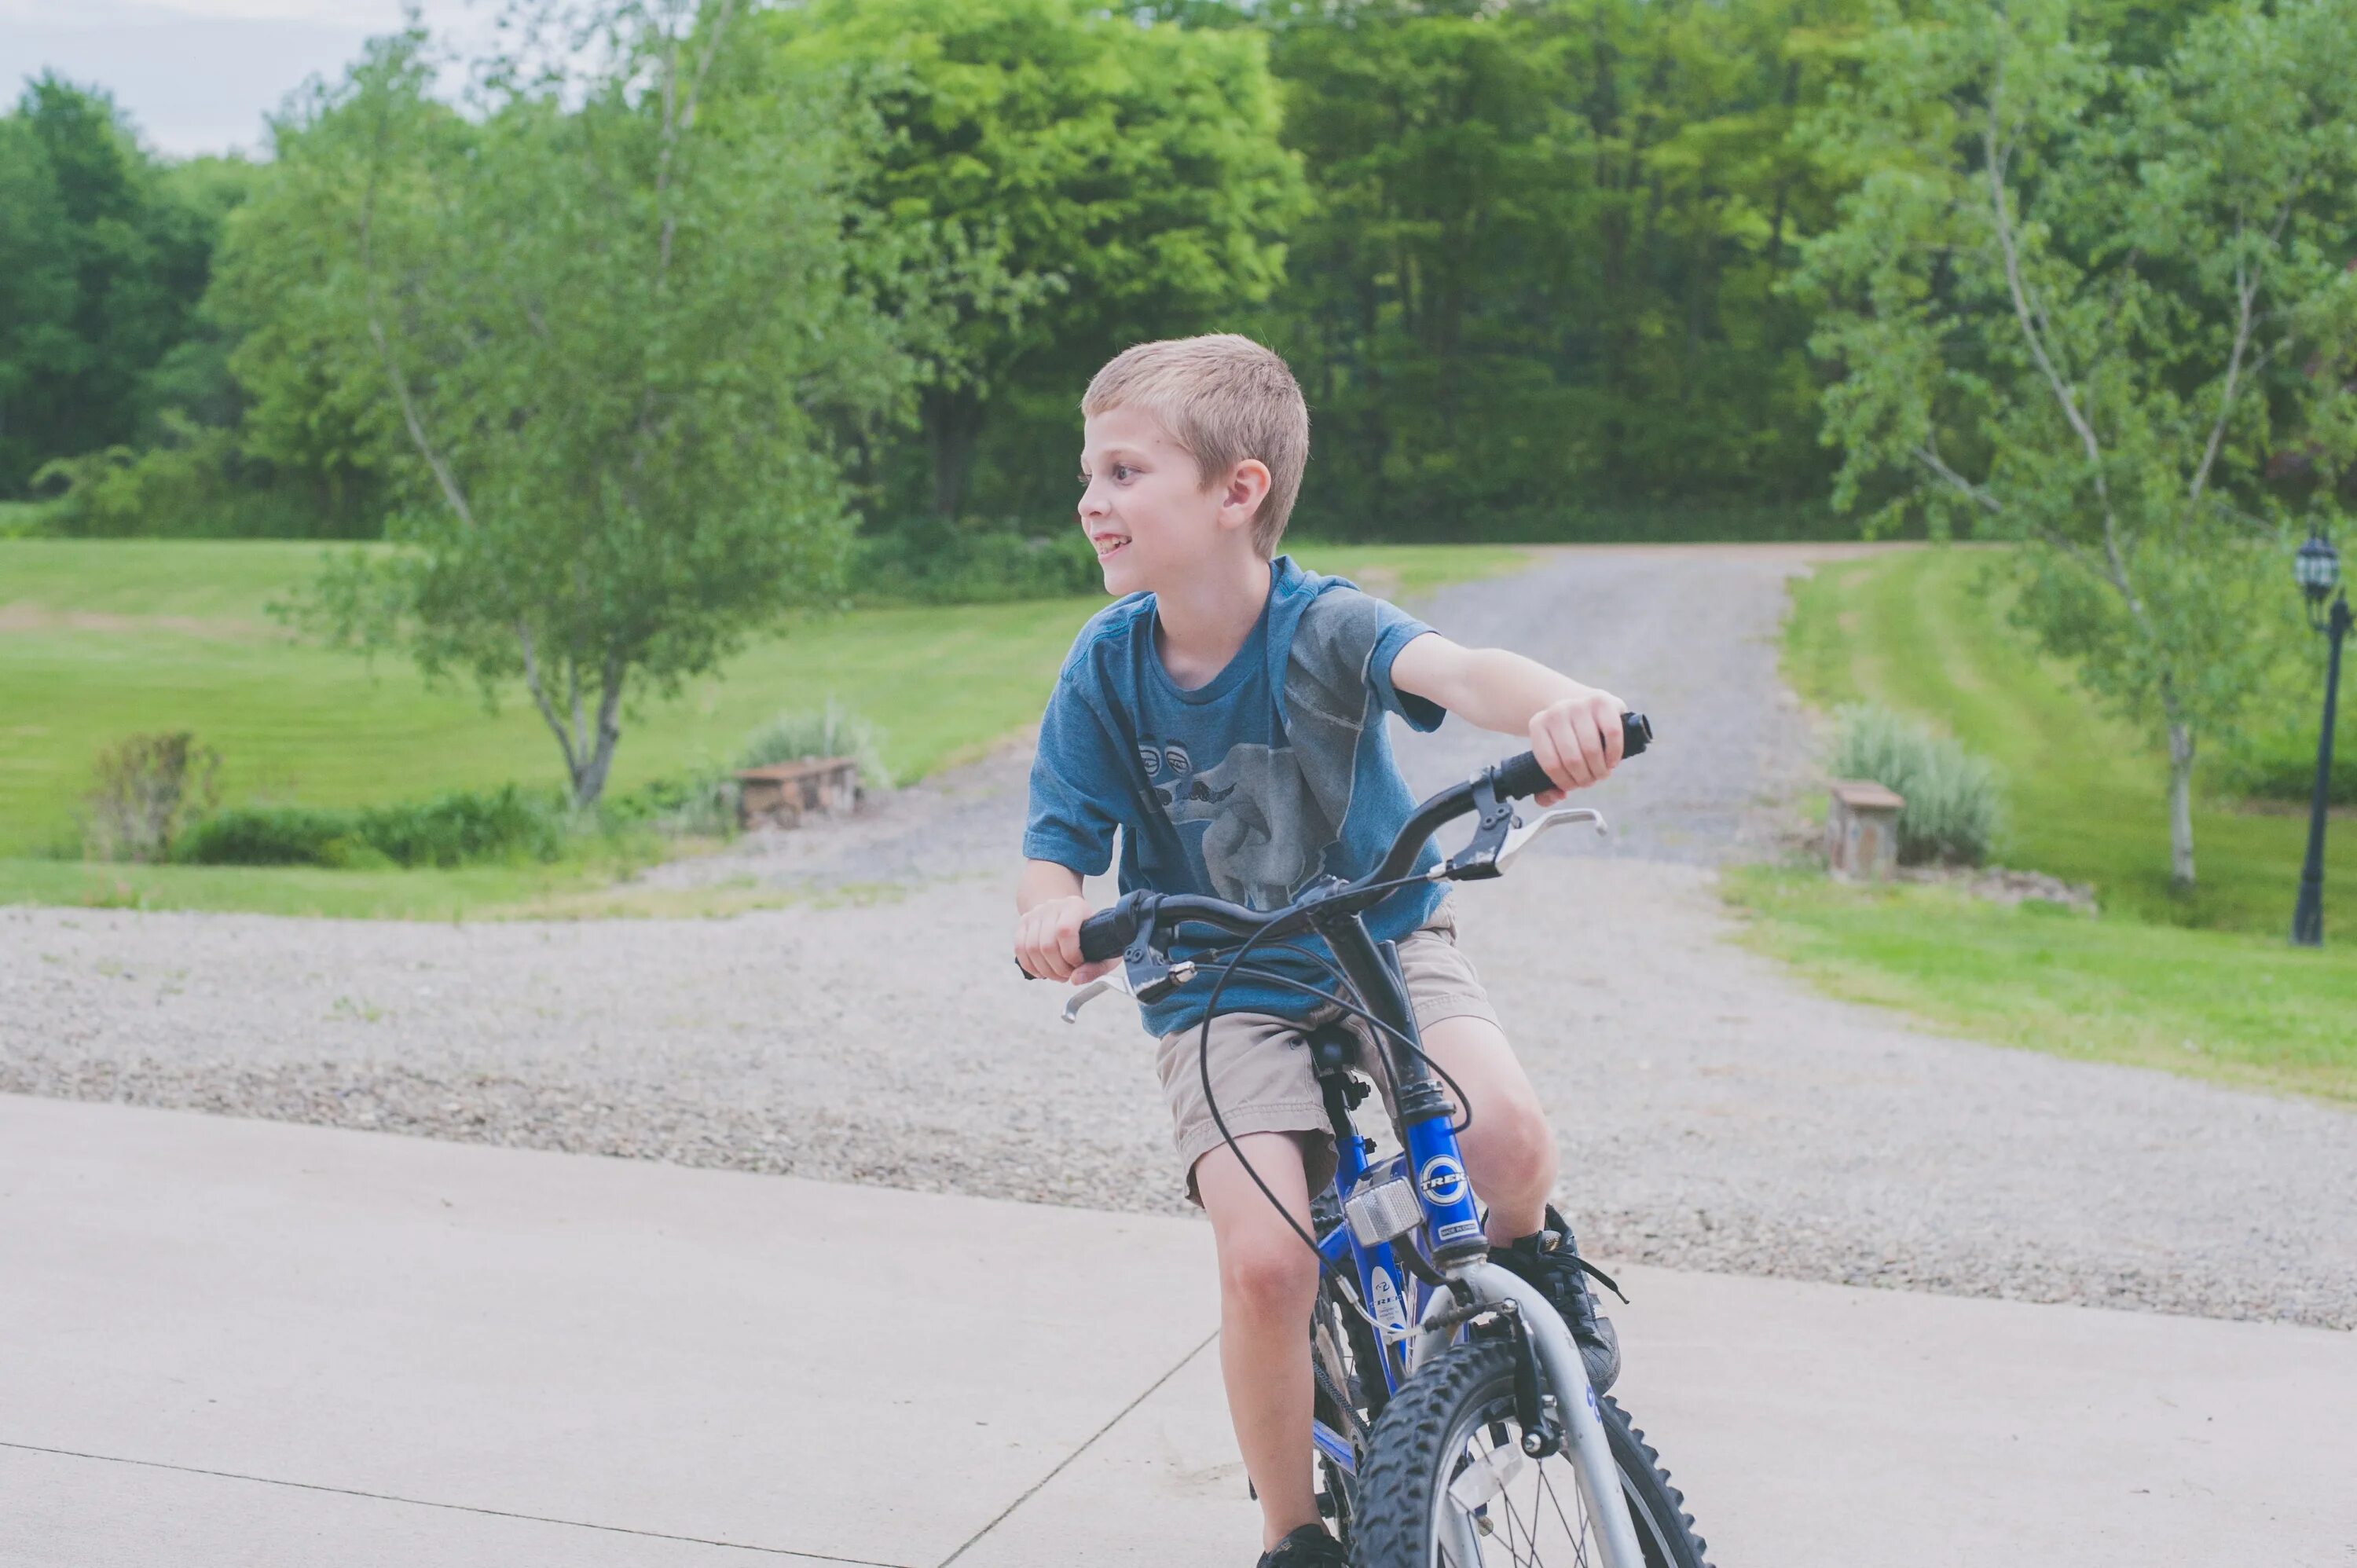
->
xmin=259 ymin=2 xmax=918 ymax=804
xmin=207 ymin=142 xmax=403 ymax=537
xmin=1798 ymin=0 xmax=2357 ymax=888
xmin=0 ymin=113 xmax=79 ymax=493
xmin=0 ymin=76 xmax=235 ymax=494
xmin=1261 ymin=0 xmax=1866 ymax=540
xmin=764 ymin=0 xmax=1304 ymax=526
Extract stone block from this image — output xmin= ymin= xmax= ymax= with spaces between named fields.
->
xmin=1826 ymin=779 xmax=1904 ymax=881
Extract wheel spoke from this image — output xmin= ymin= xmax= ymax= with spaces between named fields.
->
xmin=1498 ymin=1484 xmax=1539 ymax=1566
xmin=1535 ymin=1462 xmax=1591 ymax=1568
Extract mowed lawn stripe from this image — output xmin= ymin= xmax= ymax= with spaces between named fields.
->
xmin=1739 ymin=547 xmax=2357 ymax=1103
xmin=1792 ymin=549 xmax=2356 ymax=930
xmin=0 ymin=538 xmax=1530 ymax=866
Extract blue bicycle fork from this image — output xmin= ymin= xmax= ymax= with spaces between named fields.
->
xmin=1306 ymin=914 xmax=1486 ymax=1471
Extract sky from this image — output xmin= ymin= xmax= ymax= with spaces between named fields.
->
xmin=0 ymin=0 xmax=492 ymax=159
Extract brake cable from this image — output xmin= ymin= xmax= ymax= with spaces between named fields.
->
xmin=1182 ymin=873 xmax=1483 ymax=1314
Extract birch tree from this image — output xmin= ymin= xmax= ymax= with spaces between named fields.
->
xmin=1799 ymin=0 xmax=2357 ymax=888
xmin=241 ymin=2 xmax=915 ymax=804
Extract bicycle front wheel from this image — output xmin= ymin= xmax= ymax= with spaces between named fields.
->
xmin=1350 ymin=1341 xmax=1710 ymax=1568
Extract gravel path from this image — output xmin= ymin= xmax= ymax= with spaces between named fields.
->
xmin=5 ymin=544 xmax=2352 ymax=1330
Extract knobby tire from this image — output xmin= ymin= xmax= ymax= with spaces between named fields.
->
xmin=1348 ymin=1340 xmax=1710 ymax=1568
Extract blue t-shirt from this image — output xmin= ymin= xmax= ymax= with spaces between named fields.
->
xmin=1023 ymin=555 xmax=1450 ymax=1037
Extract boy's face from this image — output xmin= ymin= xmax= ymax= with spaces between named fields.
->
xmin=1078 ymin=406 xmax=1258 ymax=598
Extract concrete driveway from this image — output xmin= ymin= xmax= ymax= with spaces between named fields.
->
xmin=4 ymin=1094 xmax=2352 ymax=1567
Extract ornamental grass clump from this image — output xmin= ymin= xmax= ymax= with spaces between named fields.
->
xmin=736 ymin=701 xmax=892 ymax=789
xmin=82 ymin=732 xmax=220 ymax=863
xmin=1829 ymin=705 xmax=2004 ymax=866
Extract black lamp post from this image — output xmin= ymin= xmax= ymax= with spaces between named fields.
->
xmin=2292 ymin=526 xmax=2350 ymax=947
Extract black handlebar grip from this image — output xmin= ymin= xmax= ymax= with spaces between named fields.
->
xmin=1076 ymin=905 xmax=1138 ymax=965
xmin=1493 ymin=712 xmax=1652 ymax=800
xmin=1017 ymin=903 xmax=1139 ymax=978
xmin=1622 ymin=710 xmax=1653 ymax=758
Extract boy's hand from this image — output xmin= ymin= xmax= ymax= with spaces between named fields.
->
xmin=1015 ymin=894 xmax=1120 ymax=984
xmin=1529 ymin=687 xmax=1628 ymax=804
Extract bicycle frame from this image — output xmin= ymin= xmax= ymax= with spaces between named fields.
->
xmin=1301 ymin=909 xmax=1648 ymax=1568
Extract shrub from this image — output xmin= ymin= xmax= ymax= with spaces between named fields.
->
xmin=175 ymin=805 xmax=364 ymax=867
xmin=30 ymin=414 xmax=387 ymax=540
xmin=175 ymin=786 xmax=571 ymax=869
xmin=2214 ymin=721 xmax=2357 ymax=808
xmin=82 ymin=732 xmax=220 ymax=863
xmin=357 ymin=786 xmax=570 ymax=868
xmin=736 ymin=700 xmax=892 ymax=789
xmin=849 ymin=526 xmax=1099 ymax=605
xmin=602 ymin=770 xmax=739 ymax=838
xmin=1827 ymin=705 xmax=2004 ymax=866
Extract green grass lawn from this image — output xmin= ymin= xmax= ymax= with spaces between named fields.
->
xmin=1787 ymin=548 xmax=2357 ymax=932
xmin=1729 ymin=868 xmax=2357 ymax=1103
xmin=0 ymin=537 xmax=1527 ymax=914
xmin=1758 ymin=546 xmax=2357 ymax=1101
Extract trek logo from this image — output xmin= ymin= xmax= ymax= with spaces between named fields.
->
xmin=1418 ymin=1155 xmax=1468 ymax=1207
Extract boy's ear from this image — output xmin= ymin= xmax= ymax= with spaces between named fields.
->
xmin=1215 ymin=458 xmax=1274 ymax=533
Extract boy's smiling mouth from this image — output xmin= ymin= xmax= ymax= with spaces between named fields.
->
xmin=1090 ymin=530 xmax=1131 ymax=561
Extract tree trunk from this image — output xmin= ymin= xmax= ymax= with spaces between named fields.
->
xmin=570 ymin=659 xmax=627 ymax=809
xmin=922 ymin=383 xmax=985 ymax=523
xmin=2166 ymin=717 xmax=2197 ymax=889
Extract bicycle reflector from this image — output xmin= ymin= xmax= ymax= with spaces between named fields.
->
xmin=1344 ymin=1174 xmax=1426 ymax=1247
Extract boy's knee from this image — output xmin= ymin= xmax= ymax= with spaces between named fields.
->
xmin=1219 ymin=1225 xmax=1320 ymax=1321
xmin=1482 ymin=1097 xmax=1559 ymax=1196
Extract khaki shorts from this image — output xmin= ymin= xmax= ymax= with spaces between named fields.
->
xmin=1153 ymin=895 xmax=1501 ymax=1205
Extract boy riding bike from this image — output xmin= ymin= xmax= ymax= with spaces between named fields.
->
xmin=1014 ymin=335 xmax=1629 ymax=1568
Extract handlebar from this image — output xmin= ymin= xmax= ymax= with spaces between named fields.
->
xmin=1069 ymin=710 xmax=1653 ymax=967
xmin=1495 ymin=709 xmax=1650 ymax=799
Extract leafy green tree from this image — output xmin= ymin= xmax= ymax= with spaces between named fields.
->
xmin=1262 ymin=0 xmax=1864 ymax=540
xmin=205 ymin=143 xmax=400 ymax=537
xmin=764 ymin=0 xmax=1304 ymax=526
xmin=0 ymin=77 xmax=235 ymax=488
xmin=0 ymin=113 xmax=79 ymax=493
xmin=0 ymin=78 xmax=257 ymax=497
xmin=1798 ymin=0 xmax=2357 ymax=888
xmin=134 ymin=156 xmax=264 ymax=439
xmin=260 ymin=3 xmax=918 ymax=804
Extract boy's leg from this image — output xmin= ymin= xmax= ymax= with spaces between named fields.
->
xmin=1194 ymin=1131 xmax=1324 ymax=1552
xmin=1413 ymin=1012 xmax=1557 ymax=1244
xmin=1411 ymin=1010 xmax=1621 ymax=1390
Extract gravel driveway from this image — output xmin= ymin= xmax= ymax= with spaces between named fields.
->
xmin=5 ymin=545 xmax=2352 ymax=1330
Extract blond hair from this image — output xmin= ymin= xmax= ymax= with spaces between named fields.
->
xmin=1082 ymin=334 xmax=1310 ymax=557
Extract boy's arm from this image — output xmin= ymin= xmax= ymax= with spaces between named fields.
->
xmin=1390 ymin=632 xmax=1626 ymax=803
xmin=1019 ymin=664 xmax=1127 ymax=984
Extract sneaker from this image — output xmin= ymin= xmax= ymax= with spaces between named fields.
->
xmin=1489 ymin=1204 xmax=1622 ymax=1394
xmin=1257 ymin=1524 xmax=1347 ymax=1568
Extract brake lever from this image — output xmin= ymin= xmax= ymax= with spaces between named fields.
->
xmin=1062 ymin=969 xmax=1137 ymax=1023
xmin=1493 ymin=805 xmax=1607 ymax=872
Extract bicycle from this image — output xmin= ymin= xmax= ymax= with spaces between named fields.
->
xmin=1053 ymin=713 xmax=1710 ymax=1567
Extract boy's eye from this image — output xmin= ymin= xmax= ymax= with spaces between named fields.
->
xmin=1112 ymin=464 xmax=1135 ymax=482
